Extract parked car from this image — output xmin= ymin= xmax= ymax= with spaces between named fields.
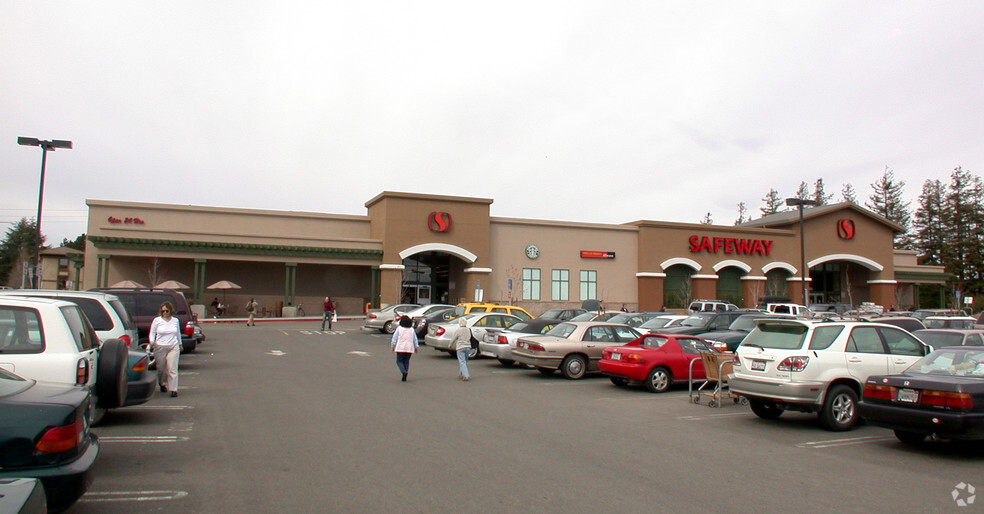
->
xmin=862 ymin=316 xmax=926 ymax=333
xmin=568 ymin=310 xmax=620 ymax=322
xmin=362 ymin=304 xmax=420 ymax=334
xmin=410 ymin=307 xmax=454 ymax=337
xmin=811 ymin=303 xmax=852 ymax=315
xmin=637 ymin=314 xmax=687 ymax=332
xmin=450 ymin=303 xmax=533 ymax=321
xmin=687 ymin=300 xmax=738 ymax=314
xmin=911 ymin=308 xmax=968 ymax=321
xmin=426 ymin=312 xmax=522 ymax=358
xmin=859 ymin=346 xmax=984 ymax=444
xmin=976 ymin=312 xmax=984 ymax=330
xmin=766 ymin=303 xmax=811 ymax=316
xmin=731 ymin=319 xmax=931 ymax=431
xmin=0 ymin=290 xmax=156 ymax=406
xmin=90 ymin=288 xmax=199 ymax=353
xmin=912 ymin=329 xmax=984 ymax=348
xmin=0 ymin=478 xmax=46 ymax=513
xmin=599 ymin=333 xmax=720 ymax=392
xmin=604 ymin=312 xmax=664 ymax=328
xmin=536 ymin=308 xmax=587 ymax=321
xmin=923 ymin=316 xmax=976 ymax=329
xmin=395 ymin=304 xmax=455 ymax=326
xmin=699 ymin=313 xmax=793 ymax=352
xmin=478 ymin=318 xmax=562 ymax=366
xmin=0 ymin=297 xmax=146 ymax=420
xmin=0 ymin=368 xmax=99 ymax=512
xmin=512 ymin=322 xmax=642 ymax=379
xmin=650 ymin=311 xmax=748 ymax=337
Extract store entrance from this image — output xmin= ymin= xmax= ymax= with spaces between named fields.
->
xmin=401 ymin=252 xmax=451 ymax=305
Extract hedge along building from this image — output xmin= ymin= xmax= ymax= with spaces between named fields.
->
xmin=82 ymin=192 xmax=944 ymax=315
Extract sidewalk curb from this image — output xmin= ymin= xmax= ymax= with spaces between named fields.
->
xmin=200 ymin=315 xmax=365 ymax=325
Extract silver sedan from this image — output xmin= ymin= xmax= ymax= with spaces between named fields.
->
xmin=479 ymin=318 xmax=562 ymax=366
xmin=425 ymin=312 xmax=521 ymax=358
xmin=512 ymin=322 xmax=642 ymax=379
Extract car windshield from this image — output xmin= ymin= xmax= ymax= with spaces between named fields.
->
xmin=908 ymin=348 xmax=984 ymax=377
xmin=729 ymin=316 xmax=767 ymax=331
xmin=742 ymin=322 xmax=808 ymax=349
xmin=545 ymin=323 xmax=577 ymax=338
xmin=539 ymin=309 xmax=563 ymax=319
xmin=915 ymin=331 xmax=965 ymax=348
xmin=640 ymin=317 xmax=677 ymax=329
xmin=679 ymin=315 xmax=712 ymax=328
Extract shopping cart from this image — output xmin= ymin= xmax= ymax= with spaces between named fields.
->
xmin=688 ymin=351 xmax=746 ymax=407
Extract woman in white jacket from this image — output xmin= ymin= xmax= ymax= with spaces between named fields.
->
xmin=390 ymin=315 xmax=419 ymax=382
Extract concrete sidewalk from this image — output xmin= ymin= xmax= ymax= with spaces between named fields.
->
xmin=199 ymin=314 xmax=365 ymax=324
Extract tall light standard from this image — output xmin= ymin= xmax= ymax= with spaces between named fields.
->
xmin=785 ymin=197 xmax=817 ymax=307
xmin=17 ymin=137 xmax=73 ymax=289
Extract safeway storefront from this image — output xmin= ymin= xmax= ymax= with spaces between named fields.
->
xmin=82 ymin=192 xmax=944 ymax=316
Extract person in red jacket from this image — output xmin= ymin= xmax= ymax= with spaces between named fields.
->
xmin=321 ymin=297 xmax=336 ymax=331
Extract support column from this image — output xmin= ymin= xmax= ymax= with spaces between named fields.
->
xmin=868 ymin=280 xmax=897 ymax=311
xmin=741 ymin=277 xmax=768 ymax=309
xmin=193 ymin=259 xmax=207 ymax=304
xmin=636 ymin=273 xmax=665 ymax=312
xmin=284 ymin=263 xmax=297 ymax=306
xmin=691 ymin=274 xmax=718 ymax=302
xmin=787 ymin=278 xmax=809 ymax=306
xmin=70 ymin=256 xmax=84 ymax=291
xmin=97 ymin=255 xmax=110 ymax=288
xmin=379 ymin=264 xmax=404 ymax=307
xmin=370 ymin=267 xmax=381 ymax=310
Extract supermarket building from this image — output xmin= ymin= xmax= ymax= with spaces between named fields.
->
xmin=81 ymin=192 xmax=945 ymax=316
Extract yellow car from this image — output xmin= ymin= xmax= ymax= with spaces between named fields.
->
xmin=451 ymin=303 xmax=533 ymax=321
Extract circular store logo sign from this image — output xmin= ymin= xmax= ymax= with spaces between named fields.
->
xmin=837 ymin=219 xmax=856 ymax=240
xmin=428 ymin=212 xmax=452 ymax=233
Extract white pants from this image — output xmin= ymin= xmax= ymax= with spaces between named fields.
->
xmin=153 ymin=344 xmax=181 ymax=392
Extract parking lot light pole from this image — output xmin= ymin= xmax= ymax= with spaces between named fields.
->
xmin=17 ymin=137 xmax=73 ymax=289
xmin=785 ymin=197 xmax=817 ymax=307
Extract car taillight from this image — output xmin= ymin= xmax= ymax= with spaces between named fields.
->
xmin=119 ymin=334 xmax=132 ymax=347
xmin=76 ymin=358 xmax=89 ymax=385
xmin=777 ymin=356 xmax=809 ymax=372
xmin=496 ymin=335 xmax=508 ymax=344
xmin=36 ymin=417 xmax=85 ymax=453
xmin=921 ymin=390 xmax=973 ymax=409
xmin=131 ymin=354 xmax=150 ymax=373
xmin=435 ymin=326 xmax=446 ymax=336
xmin=369 ymin=313 xmax=378 ymax=319
xmin=523 ymin=342 xmax=546 ymax=352
xmin=183 ymin=323 xmax=194 ymax=336
xmin=863 ymin=383 xmax=893 ymax=400
xmin=622 ymin=353 xmax=644 ymax=363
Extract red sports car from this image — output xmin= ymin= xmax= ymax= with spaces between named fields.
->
xmin=600 ymin=334 xmax=720 ymax=393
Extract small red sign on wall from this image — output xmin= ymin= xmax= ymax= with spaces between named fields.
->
xmin=837 ymin=219 xmax=855 ymax=240
xmin=581 ymin=250 xmax=615 ymax=259
xmin=428 ymin=212 xmax=452 ymax=232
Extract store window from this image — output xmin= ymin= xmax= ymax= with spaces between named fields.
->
xmin=551 ymin=269 xmax=569 ymax=301
xmin=580 ymin=270 xmax=597 ymax=300
xmin=523 ymin=268 xmax=541 ymax=301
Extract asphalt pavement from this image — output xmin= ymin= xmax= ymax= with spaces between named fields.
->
xmin=69 ymin=320 xmax=984 ymax=512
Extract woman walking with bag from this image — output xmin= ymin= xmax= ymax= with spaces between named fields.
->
xmin=150 ymin=301 xmax=181 ymax=397
xmin=452 ymin=317 xmax=471 ymax=381
xmin=245 ymin=298 xmax=257 ymax=326
xmin=390 ymin=316 xmax=418 ymax=381
xmin=321 ymin=297 xmax=336 ymax=331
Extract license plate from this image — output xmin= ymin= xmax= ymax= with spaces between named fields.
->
xmin=751 ymin=360 xmax=766 ymax=371
xmin=611 ymin=353 xmax=621 ymax=361
xmin=897 ymin=388 xmax=919 ymax=403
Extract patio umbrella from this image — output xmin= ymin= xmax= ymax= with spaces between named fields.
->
xmin=110 ymin=279 xmax=146 ymax=288
xmin=207 ymin=280 xmax=242 ymax=305
xmin=155 ymin=280 xmax=190 ymax=290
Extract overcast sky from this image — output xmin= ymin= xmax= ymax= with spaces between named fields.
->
xmin=3 ymin=2 xmax=982 ymax=245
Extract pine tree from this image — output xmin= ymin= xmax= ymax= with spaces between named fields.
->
xmin=0 ymin=218 xmax=44 ymax=287
xmin=866 ymin=166 xmax=911 ymax=248
xmin=841 ymin=183 xmax=858 ymax=204
xmin=942 ymin=167 xmax=984 ymax=289
xmin=760 ymin=189 xmax=784 ymax=216
xmin=699 ymin=212 xmax=713 ymax=225
xmin=912 ymin=179 xmax=946 ymax=265
xmin=734 ymin=202 xmax=749 ymax=225
xmin=812 ymin=178 xmax=833 ymax=206
xmin=795 ymin=181 xmax=810 ymax=201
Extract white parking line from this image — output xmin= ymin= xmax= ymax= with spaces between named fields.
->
xmin=78 ymin=490 xmax=189 ymax=503
xmin=128 ymin=405 xmax=194 ymax=411
xmin=98 ymin=436 xmax=190 ymax=443
xmin=796 ymin=435 xmax=896 ymax=449
xmin=678 ymin=412 xmax=751 ymax=421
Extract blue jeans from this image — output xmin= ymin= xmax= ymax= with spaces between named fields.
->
xmin=396 ymin=352 xmax=412 ymax=374
xmin=321 ymin=311 xmax=333 ymax=330
xmin=456 ymin=348 xmax=470 ymax=378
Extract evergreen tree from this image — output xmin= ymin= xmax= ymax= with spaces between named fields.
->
xmin=812 ymin=178 xmax=834 ymax=206
xmin=841 ymin=183 xmax=858 ymax=204
xmin=699 ymin=212 xmax=713 ymax=225
xmin=0 ymin=218 xmax=43 ymax=287
xmin=760 ymin=189 xmax=784 ymax=216
xmin=942 ymin=167 xmax=984 ymax=291
xmin=795 ymin=181 xmax=810 ymax=201
xmin=62 ymin=234 xmax=86 ymax=251
xmin=912 ymin=179 xmax=946 ymax=265
xmin=866 ymin=166 xmax=911 ymax=248
xmin=734 ymin=202 xmax=749 ymax=225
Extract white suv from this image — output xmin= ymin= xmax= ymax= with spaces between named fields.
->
xmin=730 ymin=319 xmax=930 ymax=431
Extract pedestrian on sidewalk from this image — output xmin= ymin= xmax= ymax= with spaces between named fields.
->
xmin=245 ymin=298 xmax=257 ymax=326
xmin=452 ymin=317 xmax=471 ymax=381
xmin=390 ymin=315 xmax=418 ymax=381
xmin=321 ymin=296 xmax=336 ymax=331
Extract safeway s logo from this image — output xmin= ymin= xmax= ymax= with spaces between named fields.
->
xmin=837 ymin=219 xmax=855 ymax=240
xmin=428 ymin=212 xmax=452 ymax=233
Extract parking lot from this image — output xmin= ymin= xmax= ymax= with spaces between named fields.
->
xmin=70 ymin=319 xmax=984 ymax=512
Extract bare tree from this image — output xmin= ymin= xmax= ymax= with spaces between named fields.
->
xmin=147 ymin=258 xmax=165 ymax=288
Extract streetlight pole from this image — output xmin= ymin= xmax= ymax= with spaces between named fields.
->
xmin=17 ymin=137 xmax=73 ymax=289
xmin=785 ymin=198 xmax=817 ymax=307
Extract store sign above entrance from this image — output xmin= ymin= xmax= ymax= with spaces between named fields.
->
xmin=107 ymin=216 xmax=145 ymax=225
xmin=688 ymin=236 xmax=773 ymax=256
xmin=837 ymin=219 xmax=855 ymax=240
xmin=581 ymin=250 xmax=615 ymax=259
xmin=428 ymin=212 xmax=452 ymax=232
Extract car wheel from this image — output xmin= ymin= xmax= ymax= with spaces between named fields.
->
xmin=96 ymin=339 xmax=128 ymax=410
xmin=819 ymin=385 xmax=859 ymax=431
xmin=748 ymin=399 xmax=783 ymax=420
xmin=382 ymin=321 xmax=395 ymax=334
xmin=609 ymin=376 xmax=628 ymax=387
xmin=497 ymin=358 xmax=515 ymax=367
xmin=560 ymin=354 xmax=587 ymax=380
xmin=894 ymin=430 xmax=927 ymax=445
xmin=644 ymin=366 xmax=672 ymax=393
xmin=537 ymin=368 xmax=555 ymax=375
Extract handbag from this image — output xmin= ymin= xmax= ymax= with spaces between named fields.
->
xmin=331 ymin=311 xmax=338 ymax=322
